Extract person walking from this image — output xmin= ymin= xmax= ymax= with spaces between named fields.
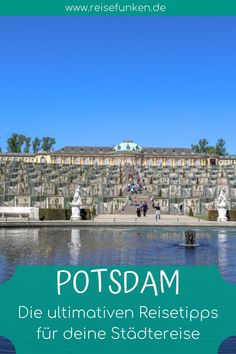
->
xmin=154 ymin=203 xmax=161 ymax=221
xmin=143 ymin=201 xmax=148 ymax=217
xmin=128 ymin=195 xmax=132 ymax=206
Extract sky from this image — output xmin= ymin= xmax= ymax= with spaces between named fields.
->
xmin=0 ymin=16 xmax=236 ymax=153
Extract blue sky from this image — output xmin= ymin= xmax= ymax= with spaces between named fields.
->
xmin=0 ymin=16 xmax=236 ymax=153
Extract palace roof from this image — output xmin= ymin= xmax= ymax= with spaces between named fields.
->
xmin=55 ymin=145 xmax=206 ymax=157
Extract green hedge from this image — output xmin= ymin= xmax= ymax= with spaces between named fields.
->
xmin=39 ymin=208 xmax=91 ymax=221
xmin=208 ymin=210 xmax=218 ymax=221
xmin=39 ymin=209 xmax=71 ymax=221
xmin=228 ymin=210 xmax=236 ymax=221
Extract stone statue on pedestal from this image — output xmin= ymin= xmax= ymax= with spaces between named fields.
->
xmin=70 ymin=186 xmax=81 ymax=221
xmin=217 ymin=188 xmax=228 ymax=222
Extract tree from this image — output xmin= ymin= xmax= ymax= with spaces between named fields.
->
xmin=207 ymin=146 xmax=216 ymax=155
xmin=198 ymin=139 xmax=209 ymax=153
xmin=32 ymin=137 xmax=41 ymax=153
xmin=23 ymin=137 xmax=31 ymax=153
xmin=191 ymin=137 xmax=227 ymax=156
xmin=215 ymin=138 xmax=226 ymax=156
xmin=41 ymin=137 xmax=56 ymax=151
xmin=191 ymin=144 xmax=200 ymax=153
xmin=7 ymin=133 xmax=25 ymax=153
xmin=191 ymin=139 xmax=210 ymax=153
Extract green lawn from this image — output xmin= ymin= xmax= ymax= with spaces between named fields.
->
xmin=193 ymin=214 xmax=209 ymax=221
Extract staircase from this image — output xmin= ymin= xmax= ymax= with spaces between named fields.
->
xmin=123 ymin=166 xmax=149 ymax=194
xmin=120 ymin=165 xmax=153 ymax=215
xmin=121 ymin=195 xmax=155 ymax=215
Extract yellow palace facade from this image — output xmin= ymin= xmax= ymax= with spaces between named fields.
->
xmin=0 ymin=140 xmax=236 ymax=168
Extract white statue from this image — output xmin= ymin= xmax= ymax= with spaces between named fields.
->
xmin=217 ymin=188 xmax=228 ymax=222
xmin=70 ymin=186 xmax=81 ymax=220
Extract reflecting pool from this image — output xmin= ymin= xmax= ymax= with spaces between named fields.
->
xmin=0 ymin=227 xmax=236 ymax=283
xmin=0 ymin=226 xmax=236 ymax=353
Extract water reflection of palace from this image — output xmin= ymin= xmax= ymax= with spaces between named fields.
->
xmin=1 ymin=228 xmax=236 ymax=283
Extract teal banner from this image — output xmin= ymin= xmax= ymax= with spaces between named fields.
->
xmin=0 ymin=266 xmax=236 ymax=353
xmin=0 ymin=0 xmax=236 ymax=15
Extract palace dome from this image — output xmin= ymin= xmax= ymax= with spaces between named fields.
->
xmin=113 ymin=140 xmax=142 ymax=152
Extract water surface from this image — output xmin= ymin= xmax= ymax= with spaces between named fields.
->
xmin=0 ymin=226 xmax=236 ymax=353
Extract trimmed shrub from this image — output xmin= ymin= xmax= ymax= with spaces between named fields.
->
xmin=189 ymin=207 xmax=194 ymax=216
xmin=39 ymin=208 xmax=91 ymax=220
xmin=91 ymin=206 xmax=97 ymax=218
xmin=208 ymin=210 xmax=218 ymax=221
xmin=228 ymin=210 xmax=236 ymax=221
xmin=39 ymin=209 xmax=70 ymax=220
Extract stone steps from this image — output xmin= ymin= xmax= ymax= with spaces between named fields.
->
xmin=122 ymin=195 xmax=155 ymax=215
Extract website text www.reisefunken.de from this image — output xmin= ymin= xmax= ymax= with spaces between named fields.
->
xmin=65 ymin=2 xmax=167 ymax=14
